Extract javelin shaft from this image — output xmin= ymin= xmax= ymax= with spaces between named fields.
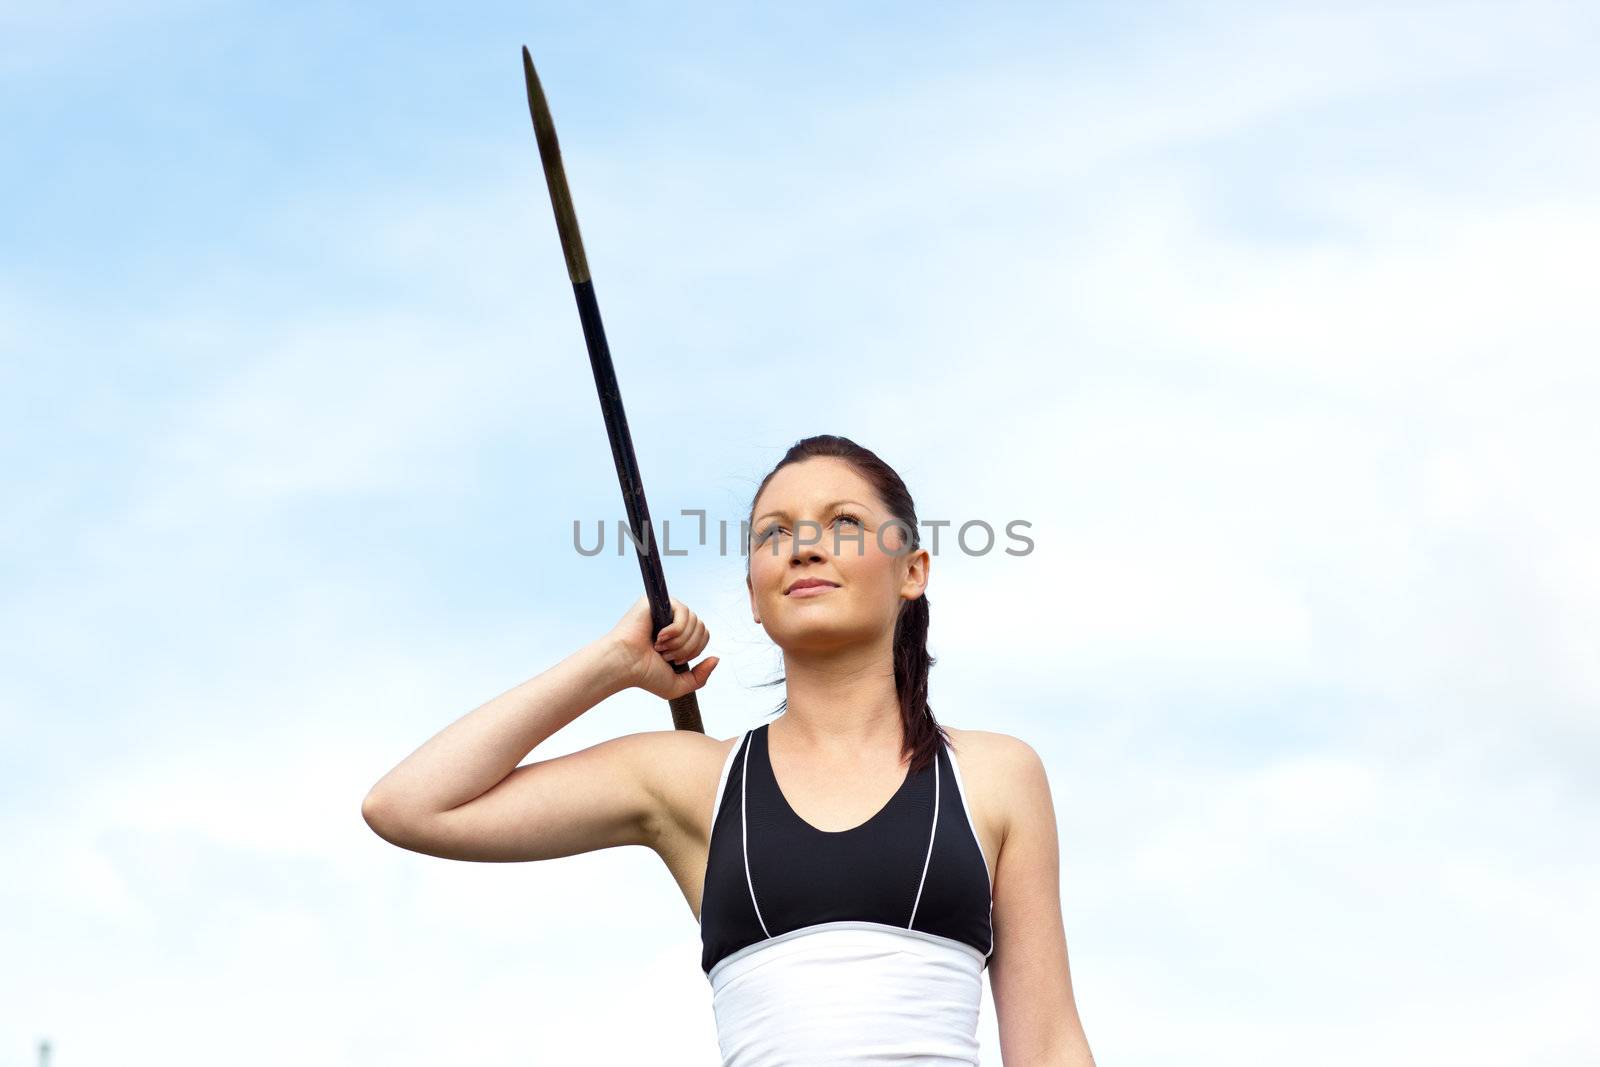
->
xmin=521 ymin=46 xmax=703 ymax=733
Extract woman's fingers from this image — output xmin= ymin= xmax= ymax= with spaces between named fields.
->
xmin=665 ymin=598 xmax=689 ymax=643
xmin=662 ymin=626 xmax=704 ymax=664
xmin=672 ymin=655 xmax=719 ymax=695
xmin=654 ymin=621 xmax=685 ymax=654
xmin=673 ymin=615 xmax=703 ymax=652
xmin=654 ymin=606 xmax=707 ymax=664
xmin=688 ymin=656 xmax=719 ymax=690
xmin=653 ymin=617 xmax=681 ymax=650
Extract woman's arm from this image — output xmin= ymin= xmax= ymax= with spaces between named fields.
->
xmin=359 ymin=595 xmax=716 ymax=861
xmin=987 ymin=736 xmax=1096 ymax=1066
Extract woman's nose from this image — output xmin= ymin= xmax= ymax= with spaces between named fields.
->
xmin=788 ymin=520 xmax=833 ymax=561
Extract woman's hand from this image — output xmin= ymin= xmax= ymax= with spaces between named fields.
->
xmin=607 ymin=594 xmax=719 ymax=701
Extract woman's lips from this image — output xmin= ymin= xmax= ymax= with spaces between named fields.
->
xmin=787 ymin=583 xmax=836 ymax=598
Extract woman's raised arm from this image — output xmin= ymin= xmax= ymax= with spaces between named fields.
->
xmin=359 ymin=596 xmax=717 ymax=862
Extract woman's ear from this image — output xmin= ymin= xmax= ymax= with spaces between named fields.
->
xmin=747 ymin=571 xmax=759 ymax=624
xmin=900 ymin=546 xmax=930 ymax=601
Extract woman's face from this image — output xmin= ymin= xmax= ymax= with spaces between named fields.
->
xmin=746 ymin=457 xmax=928 ymax=654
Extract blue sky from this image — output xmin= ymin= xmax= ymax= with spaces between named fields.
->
xmin=3 ymin=3 xmax=1597 ymax=1065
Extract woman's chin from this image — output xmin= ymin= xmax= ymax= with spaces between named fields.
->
xmin=772 ymin=617 xmax=878 ymax=653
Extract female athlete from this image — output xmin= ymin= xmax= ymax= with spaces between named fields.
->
xmin=362 ymin=434 xmax=1095 ymax=1066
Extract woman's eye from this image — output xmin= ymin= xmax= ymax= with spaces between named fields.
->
xmin=753 ymin=515 xmax=858 ymax=546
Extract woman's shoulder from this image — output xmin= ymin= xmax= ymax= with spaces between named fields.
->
xmin=943 ymin=725 xmax=1039 ymax=767
xmin=940 ymin=726 xmax=1045 ymax=856
xmin=608 ymin=728 xmax=739 ymax=845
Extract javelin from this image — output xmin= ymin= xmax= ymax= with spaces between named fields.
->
xmin=520 ymin=45 xmax=704 ymax=733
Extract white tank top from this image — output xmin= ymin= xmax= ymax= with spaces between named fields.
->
xmin=709 ymin=923 xmax=984 ymax=1065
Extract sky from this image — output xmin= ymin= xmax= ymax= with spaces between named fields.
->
xmin=2 ymin=2 xmax=1597 ymax=1064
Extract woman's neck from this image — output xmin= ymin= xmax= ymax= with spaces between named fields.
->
xmin=773 ymin=644 xmax=902 ymax=755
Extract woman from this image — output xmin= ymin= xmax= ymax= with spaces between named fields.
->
xmin=361 ymin=434 xmax=1095 ymax=1066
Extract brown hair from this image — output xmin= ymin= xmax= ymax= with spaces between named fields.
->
xmin=746 ymin=434 xmax=948 ymax=774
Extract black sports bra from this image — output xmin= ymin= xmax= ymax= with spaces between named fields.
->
xmin=699 ymin=721 xmax=994 ymax=976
